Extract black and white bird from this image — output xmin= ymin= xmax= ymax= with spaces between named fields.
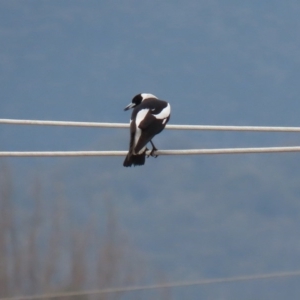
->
xmin=123 ymin=93 xmax=171 ymax=167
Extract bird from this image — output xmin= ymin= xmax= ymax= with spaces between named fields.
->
xmin=123 ymin=93 xmax=171 ymax=167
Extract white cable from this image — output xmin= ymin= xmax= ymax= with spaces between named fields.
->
xmin=169 ymin=124 xmax=300 ymax=132
xmin=0 ymin=118 xmax=128 ymax=128
xmin=1 ymin=270 xmax=300 ymax=300
xmin=1 ymin=118 xmax=300 ymax=132
xmin=1 ymin=146 xmax=300 ymax=157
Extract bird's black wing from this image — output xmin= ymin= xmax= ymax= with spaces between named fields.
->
xmin=134 ymin=112 xmax=167 ymax=154
xmin=131 ymin=99 xmax=170 ymax=154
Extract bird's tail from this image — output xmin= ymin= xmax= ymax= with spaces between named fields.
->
xmin=123 ymin=152 xmax=146 ymax=167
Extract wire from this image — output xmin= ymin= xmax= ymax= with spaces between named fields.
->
xmin=169 ymin=125 xmax=300 ymax=132
xmin=1 ymin=146 xmax=300 ymax=157
xmin=1 ymin=270 xmax=300 ymax=300
xmin=1 ymin=119 xmax=300 ymax=156
xmin=1 ymin=118 xmax=300 ymax=132
xmin=0 ymin=119 xmax=128 ymax=128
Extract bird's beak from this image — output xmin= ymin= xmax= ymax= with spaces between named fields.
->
xmin=124 ymin=103 xmax=135 ymax=111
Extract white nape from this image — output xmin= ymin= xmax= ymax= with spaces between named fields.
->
xmin=141 ymin=93 xmax=158 ymax=100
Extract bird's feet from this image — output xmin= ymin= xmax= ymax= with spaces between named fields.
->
xmin=145 ymin=147 xmax=158 ymax=158
xmin=149 ymin=140 xmax=158 ymax=158
xmin=150 ymin=146 xmax=158 ymax=158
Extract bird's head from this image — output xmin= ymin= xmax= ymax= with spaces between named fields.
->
xmin=124 ymin=93 xmax=158 ymax=111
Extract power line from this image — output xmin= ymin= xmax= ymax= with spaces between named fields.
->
xmin=2 ymin=118 xmax=300 ymax=157
xmin=1 ymin=118 xmax=300 ymax=132
xmin=1 ymin=146 xmax=300 ymax=157
xmin=1 ymin=270 xmax=300 ymax=300
xmin=0 ymin=118 xmax=128 ymax=128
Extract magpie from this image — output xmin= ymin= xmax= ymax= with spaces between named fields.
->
xmin=123 ymin=93 xmax=171 ymax=167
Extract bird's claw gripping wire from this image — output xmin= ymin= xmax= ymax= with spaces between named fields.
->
xmin=149 ymin=140 xmax=158 ymax=158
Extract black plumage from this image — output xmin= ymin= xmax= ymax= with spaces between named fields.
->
xmin=123 ymin=93 xmax=171 ymax=167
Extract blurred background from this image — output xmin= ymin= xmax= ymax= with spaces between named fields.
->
xmin=1 ymin=1 xmax=300 ymax=299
